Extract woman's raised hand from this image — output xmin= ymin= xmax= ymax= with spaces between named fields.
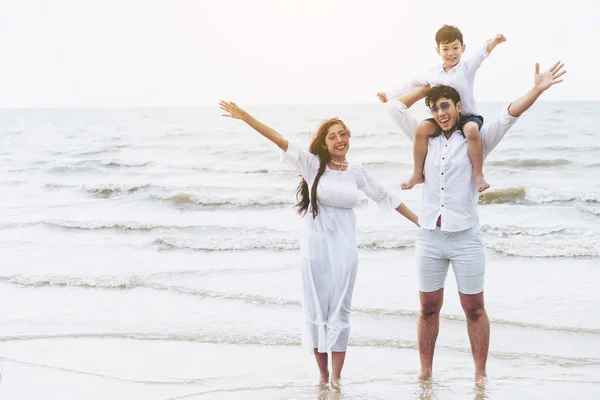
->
xmin=219 ymin=100 xmax=248 ymax=120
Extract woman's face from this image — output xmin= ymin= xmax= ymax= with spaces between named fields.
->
xmin=325 ymin=123 xmax=350 ymax=160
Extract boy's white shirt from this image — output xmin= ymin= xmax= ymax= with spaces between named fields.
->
xmin=386 ymin=39 xmax=491 ymax=116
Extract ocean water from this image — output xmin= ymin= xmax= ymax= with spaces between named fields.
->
xmin=0 ymin=102 xmax=599 ymax=399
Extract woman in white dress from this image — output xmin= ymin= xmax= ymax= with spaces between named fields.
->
xmin=219 ymin=100 xmax=419 ymax=388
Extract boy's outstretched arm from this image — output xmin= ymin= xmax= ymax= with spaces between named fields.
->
xmin=379 ymin=75 xmax=430 ymax=103
xmin=486 ymin=33 xmax=506 ymax=54
xmin=386 ymin=86 xmax=431 ymax=142
xmin=395 ymin=85 xmax=430 ymax=108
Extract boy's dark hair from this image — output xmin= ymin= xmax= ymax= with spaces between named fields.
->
xmin=435 ymin=25 xmax=463 ymax=45
xmin=425 ymin=85 xmax=461 ymax=109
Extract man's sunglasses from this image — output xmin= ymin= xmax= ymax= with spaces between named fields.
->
xmin=429 ymin=101 xmax=453 ymax=115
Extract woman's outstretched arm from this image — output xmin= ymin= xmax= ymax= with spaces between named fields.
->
xmin=219 ymin=100 xmax=288 ymax=151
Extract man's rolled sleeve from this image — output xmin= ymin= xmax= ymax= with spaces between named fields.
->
xmin=482 ymin=104 xmax=520 ymax=158
xmin=387 ymin=100 xmax=419 ymax=141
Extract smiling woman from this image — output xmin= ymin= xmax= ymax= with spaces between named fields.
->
xmin=218 ymin=99 xmax=419 ymax=389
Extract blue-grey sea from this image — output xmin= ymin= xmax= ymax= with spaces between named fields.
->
xmin=0 ymin=102 xmax=598 ymax=399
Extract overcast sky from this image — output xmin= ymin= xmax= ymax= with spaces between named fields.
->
xmin=0 ymin=0 xmax=594 ymax=107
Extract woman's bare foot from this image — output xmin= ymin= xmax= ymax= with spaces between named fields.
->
xmin=401 ymin=172 xmax=425 ymax=190
xmin=474 ymin=173 xmax=490 ymax=193
xmin=319 ymin=371 xmax=329 ymax=385
xmin=331 ymin=375 xmax=341 ymax=390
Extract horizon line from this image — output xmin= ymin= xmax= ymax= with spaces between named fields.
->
xmin=0 ymin=99 xmax=593 ymax=110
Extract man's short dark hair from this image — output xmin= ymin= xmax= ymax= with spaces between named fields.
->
xmin=425 ymin=85 xmax=461 ymax=109
xmin=435 ymin=25 xmax=463 ymax=46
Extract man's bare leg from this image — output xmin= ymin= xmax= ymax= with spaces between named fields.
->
xmin=402 ymin=120 xmax=438 ymax=190
xmin=463 ymin=122 xmax=489 ymax=193
xmin=459 ymin=291 xmax=489 ymax=385
xmin=418 ymin=288 xmax=444 ymax=380
xmin=313 ymin=349 xmax=329 ymax=384
xmin=331 ymin=351 xmax=346 ymax=389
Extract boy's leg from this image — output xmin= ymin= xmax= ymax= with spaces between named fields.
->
xmin=402 ymin=120 xmax=438 ymax=190
xmin=463 ymin=122 xmax=489 ymax=193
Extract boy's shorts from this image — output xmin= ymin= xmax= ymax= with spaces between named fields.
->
xmin=425 ymin=114 xmax=484 ymax=133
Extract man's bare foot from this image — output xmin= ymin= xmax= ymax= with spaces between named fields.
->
xmin=319 ymin=372 xmax=329 ymax=385
xmin=474 ymin=173 xmax=490 ymax=193
xmin=475 ymin=372 xmax=488 ymax=387
xmin=401 ymin=172 xmax=424 ymax=190
xmin=418 ymin=371 xmax=432 ymax=381
xmin=331 ymin=375 xmax=341 ymax=390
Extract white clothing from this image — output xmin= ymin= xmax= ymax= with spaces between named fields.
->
xmin=388 ymin=100 xmax=519 ymax=232
xmin=416 ymin=224 xmax=485 ymax=294
xmin=385 ymin=40 xmax=491 ymax=116
xmin=281 ymin=142 xmax=402 ymax=353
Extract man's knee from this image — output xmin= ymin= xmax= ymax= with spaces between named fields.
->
xmin=420 ymin=297 xmax=443 ymax=318
xmin=463 ymin=122 xmax=481 ymax=140
xmin=416 ymin=120 xmax=438 ymax=138
xmin=461 ymin=297 xmax=485 ymax=321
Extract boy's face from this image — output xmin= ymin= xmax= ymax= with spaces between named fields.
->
xmin=436 ymin=39 xmax=466 ymax=68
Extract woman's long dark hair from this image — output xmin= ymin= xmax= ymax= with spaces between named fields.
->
xmin=295 ymin=118 xmax=350 ymax=218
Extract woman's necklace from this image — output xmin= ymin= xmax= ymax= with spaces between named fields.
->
xmin=329 ymin=159 xmax=348 ymax=171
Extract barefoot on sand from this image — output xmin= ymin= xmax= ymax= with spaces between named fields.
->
xmin=475 ymin=373 xmax=488 ymax=388
xmin=331 ymin=376 xmax=341 ymax=390
xmin=319 ymin=372 xmax=329 ymax=385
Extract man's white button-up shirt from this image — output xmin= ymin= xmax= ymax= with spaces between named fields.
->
xmin=388 ymin=100 xmax=519 ymax=232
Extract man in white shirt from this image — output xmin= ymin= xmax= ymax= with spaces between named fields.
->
xmin=388 ymin=61 xmax=566 ymax=383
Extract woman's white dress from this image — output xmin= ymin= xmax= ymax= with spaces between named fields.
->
xmin=281 ymin=143 xmax=402 ymax=353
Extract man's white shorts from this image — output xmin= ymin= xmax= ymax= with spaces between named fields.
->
xmin=416 ymin=224 xmax=485 ymax=295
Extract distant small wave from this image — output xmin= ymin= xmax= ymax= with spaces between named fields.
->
xmin=183 ymin=166 xmax=272 ymax=174
xmin=73 ymin=145 xmax=129 ymax=157
xmin=488 ymin=241 xmax=600 ymax=258
xmin=49 ymin=160 xmax=152 ymax=173
xmin=152 ymin=236 xmax=414 ymax=252
xmin=153 ymin=237 xmax=299 ymax=251
xmin=488 ymin=159 xmax=571 ymax=167
xmin=479 ymin=187 xmax=600 ymax=205
xmin=0 ymin=332 xmax=597 ymax=367
xmin=357 ymin=239 xmax=414 ymax=250
xmin=4 ymin=274 xmax=599 ymax=336
xmin=44 ymin=183 xmax=154 ymax=198
xmin=42 ymin=220 xmax=196 ymax=231
xmin=545 ymin=146 xmax=600 ymax=153
xmin=354 ymin=307 xmax=600 ymax=335
xmin=85 ymin=184 xmax=153 ymax=198
xmin=579 ymin=205 xmax=600 ymax=217
xmin=0 ymin=331 xmax=303 ymax=348
xmin=0 ymin=274 xmax=145 ymax=289
xmin=481 ymin=224 xmax=568 ymax=237
xmin=151 ymin=193 xmax=294 ymax=208
xmin=479 ymin=187 xmax=527 ymax=204
xmin=362 ymin=160 xmax=410 ymax=167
